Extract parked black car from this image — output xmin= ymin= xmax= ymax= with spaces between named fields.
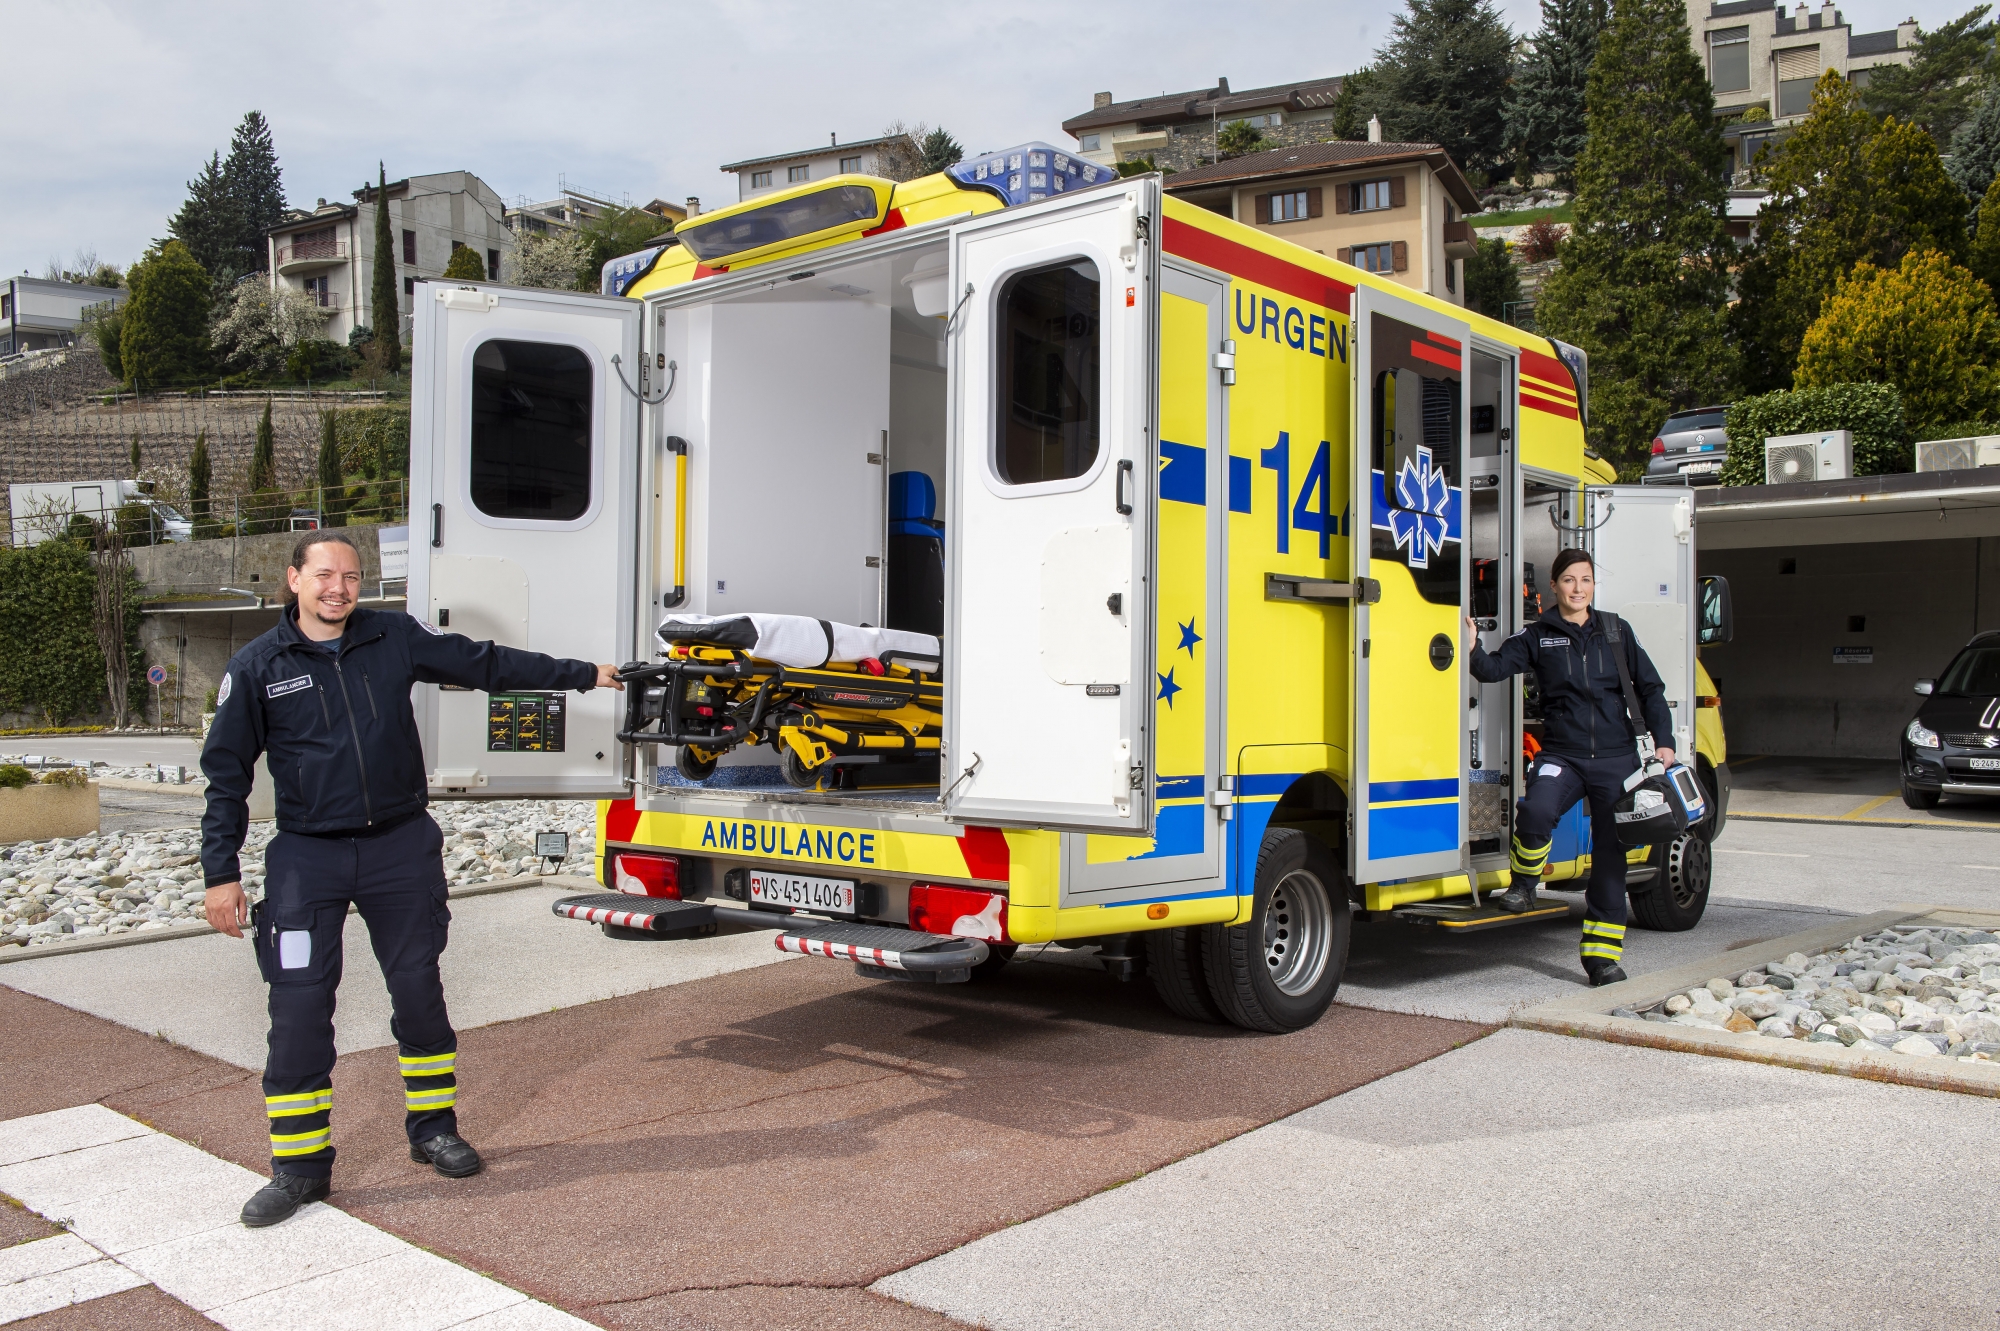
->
xmin=1902 ymin=630 xmax=2000 ymax=807
xmin=1642 ymin=406 xmax=1728 ymax=485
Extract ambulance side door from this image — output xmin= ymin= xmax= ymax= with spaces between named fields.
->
xmin=943 ymin=181 xmax=1159 ymax=835
xmin=1349 ymin=286 xmax=1472 ymax=884
xmin=409 ymin=282 xmax=641 ymax=799
xmin=1585 ymin=485 xmax=1696 ymax=758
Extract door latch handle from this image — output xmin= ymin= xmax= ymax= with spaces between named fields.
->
xmin=430 ymin=503 xmax=443 ymax=548
xmin=1115 ymin=459 xmax=1134 ymax=515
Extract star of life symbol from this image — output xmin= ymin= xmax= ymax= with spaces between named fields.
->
xmin=1389 ymin=445 xmax=1452 ymax=570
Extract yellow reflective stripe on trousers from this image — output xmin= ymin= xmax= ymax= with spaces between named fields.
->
xmin=1580 ymin=942 xmax=1624 ymax=959
xmin=269 ymin=1127 xmax=331 ymax=1156
xmin=1581 ymin=922 xmax=1627 ymax=939
xmin=399 ymin=1054 xmax=456 ymax=1074
xmin=264 ymin=1090 xmax=332 ymax=1117
xmin=405 ymin=1091 xmax=458 ymax=1111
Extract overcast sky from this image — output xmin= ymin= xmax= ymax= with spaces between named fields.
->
xmin=5 ymin=0 xmax=1976 ymax=280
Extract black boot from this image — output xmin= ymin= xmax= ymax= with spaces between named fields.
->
xmin=1583 ymin=958 xmax=1628 ymax=987
xmin=241 ymin=1172 xmax=330 ymax=1228
xmin=411 ymin=1132 xmax=483 ymax=1178
xmin=1495 ymin=881 xmax=1538 ymax=914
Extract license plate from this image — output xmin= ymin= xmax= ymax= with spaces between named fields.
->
xmin=1681 ymin=460 xmax=1722 ymax=474
xmin=1972 ymin=757 xmax=2000 ymax=771
xmin=748 ymin=871 xmax=856 ymax=913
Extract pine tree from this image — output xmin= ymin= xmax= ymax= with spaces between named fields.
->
xmin=1463 ymin=236 xmax=1524 ymax=319
xmin=1366 ymin=0 xmax=1516 ymax=178
xmin=167 ymin=152 xmax=243 ymax=286
xmin=120 ymin=241 xmax=213 ymax=389
xmin=1950 ymin=80 xmax=2000 ymax=196
xmin=1862 ymin=116 xmax=1969 ymax=264
xmin=369 ymin=164 xmax=401 ymax=375
xmin=250 ymin=399 xmax=277 ymax=493
xmin=1970 ymin=174 xmax=2000 ymax=290
xmin=188 ymin=432 xmax=211 ymax=525
xmin=1535 ymin=0 xmax=1737 ymax=474
xmin=1505 ymin=0 xmax=1608 ymax=186
xmin=222 ymin=111 xmax=287 ymax=274
xmin=918 ymin=127 xmax=964 ymax=173
xmin=1862 ymin=6 xmax=1995 ymax=144
xmin=1331 ymin=70 xmax=1372 ymax=141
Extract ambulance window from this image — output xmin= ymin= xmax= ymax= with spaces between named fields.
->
xmin=1369 ymin=312 xmax=1462 ymax=607
xmin=994 ymin=259 xmax=1100 ymax=486
xmin=469 ymin=340 xmax=593 ymax=522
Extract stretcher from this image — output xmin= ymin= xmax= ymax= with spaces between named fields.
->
xmin=616 ymin=613 xmax=943 ymax=790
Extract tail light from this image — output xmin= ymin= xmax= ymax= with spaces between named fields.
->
xmin=908 ymin=884 xmax=1009 ymax=942
xmin=1651 ymin=437 xmax=1666 ymax=455
xmin=612 ymin=851 xmax=680 ymax=898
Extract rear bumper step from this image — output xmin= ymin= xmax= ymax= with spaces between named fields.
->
xmin=776 ymin=922 xmax=988 ymax=983
xmin=552 ymin=893 xmax=716 ymax=933
xmin=1389 ymin=899 xmax=1573 ymax=931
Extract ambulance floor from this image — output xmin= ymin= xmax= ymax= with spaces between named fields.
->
xmin=2 ymin=933 xmax=1487 ymax=1330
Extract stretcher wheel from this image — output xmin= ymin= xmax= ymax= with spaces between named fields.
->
xmin=676 ymin=746 xmax=718 ymax=782
xmin=780 ymin=748 xmax=827 ymax=790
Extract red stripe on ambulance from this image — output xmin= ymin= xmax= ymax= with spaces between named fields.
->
xmin=1163 ymin=217 xmax=1354 ymax=314
xmin=1408 ymin=339 xmax=1460 ymax=371
xmin=956 ymin=826 xmax=1011 ymax=881
xmin=604 ymin=798 xmax=642 ymax=844
xmin=1521 ymin=390 xmax=1580 ymax=420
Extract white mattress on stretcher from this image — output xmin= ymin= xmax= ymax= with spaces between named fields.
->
xmin=657 ymin=613 xmax=940 ymax=670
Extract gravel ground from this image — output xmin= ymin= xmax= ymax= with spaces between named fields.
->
xmin=1615 ymin=924 xmax=2000 ymax=1064
xmin=1 ymin=798 xmax=597 ymax=949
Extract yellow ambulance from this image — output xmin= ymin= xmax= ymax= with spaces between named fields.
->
xmin=407 ymin=143 xmax=1731 ymax=1033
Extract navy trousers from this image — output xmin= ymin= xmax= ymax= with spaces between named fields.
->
xmin=1509 ymin=752 xmax=1638 ymax=969
xmin=253 ymin=812 xmax=457 ymax=1178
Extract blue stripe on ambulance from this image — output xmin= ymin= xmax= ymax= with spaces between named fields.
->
xmin=1159 ymin=440 xmax=1253 ymax=514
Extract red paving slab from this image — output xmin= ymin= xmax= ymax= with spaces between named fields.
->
xmin=12 ymin=1285 xmax=223 ymax=1329
xmin=8 ymin=954 xmax=1489 ymax=1331
xmin=2 ymin=1197 xmax=64 ymax=1247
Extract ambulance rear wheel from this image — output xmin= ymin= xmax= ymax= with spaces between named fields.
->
xmin=1203 ymin=828 xmax=1349 ymax=1033
xmin=1146 ymin=926 xmax=1224 ymax=1023
xmin=675 ymin=747 xmax=717 ymax=782
xmin=1628 ymin=833 xmax=1710 ymax=932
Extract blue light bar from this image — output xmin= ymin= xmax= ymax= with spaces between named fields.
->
xmin=947 ymin=143 xmax=1116 ymax=206
xmin=602 ymin=245 xmax=668 ymax=298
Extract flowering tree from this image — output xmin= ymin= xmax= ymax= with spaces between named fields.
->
xmin=503 ymin=229 xmax=592 ymax=290
xmin=211 ymin=281 xmax=330 ymax=376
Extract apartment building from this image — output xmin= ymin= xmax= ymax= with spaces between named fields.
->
xmin=507 ymin=185 xmax=689 ymax=237
xmin=1061 ymin=75 xmax=1347 ymax=173
xmin=1687 ymin=0 xmax=1914 ymax=173
xmin=1164 ymin=140 xmax=1481 ymax=304
xmin=722 ymin=134 xmax=917 ymax=202
xmin=264 ymin=171 xmax=513 ymax=345
xmin=2 ymin=277 xmax=124 ymax=355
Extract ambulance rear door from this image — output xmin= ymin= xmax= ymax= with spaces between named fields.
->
xmin=943 ymin=179 xmax=1159 ymax=835
xmin=409 ymin=281 xmax=641 ymax=799
xmin=1584 ymin=485 xmax=1696 ymax=758
xmin=1350 ymin=285 xmax=1472 ymax=884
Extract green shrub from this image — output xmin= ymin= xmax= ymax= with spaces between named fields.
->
xmin=0 ymin=766 xmax=30 ymax=790
xmin=286 ymin=338 xmax=357 ymax=382
xmin=442 ymin=245 xmax=487 ymax=281
xmin=1721 ymin=382 xmax=1907 ymax=484
xmin=39 ymin=767 xmax=89 ymax=789
xmin=0 ymin=538 xmax=139 ymax=727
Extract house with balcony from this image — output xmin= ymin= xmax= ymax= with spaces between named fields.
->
xmin=265 ymin=170 xmax=512 ymax=346
xmin=2 ymin=277 xmax=123 ymax=355
xmin=721 ymin=134 xmax=917 ymax=202
xmin=1163 ymin=139 xmax=1481 ymax=304
xmin=1688 ymin=0 xmax=1914 ymax=177
xmin=1061 ymin=76 xmax=1347 ymax=173
xmin=506 ymin=184 xmax=690 ymax=237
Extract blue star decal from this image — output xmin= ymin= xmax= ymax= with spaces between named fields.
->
xmin=1176 ymin=617 xmax=1202 ymax=657
xmin=1156 ymin=668 xmax=1182 ymax=708
xmin=1388 ymin=444 xmax=1452 ymax=570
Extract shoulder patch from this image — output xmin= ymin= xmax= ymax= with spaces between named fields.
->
xmin=409 ymin=613 xmax=443 ymax=637
xmin=216 ymin=672 xmax=232 ymax=706
xmin=266 ymin=675 xmax=314 ymax=699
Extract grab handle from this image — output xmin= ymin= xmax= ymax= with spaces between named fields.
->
xmin=430 ymin=503 xmax=443 ymax=548
xmin=1115 ymin=459 xmax=1134 ymax=516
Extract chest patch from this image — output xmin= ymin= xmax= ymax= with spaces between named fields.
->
xmin=1539 ymin=637 xmax=1571 ymax=648
xmin=266 ymin=675 xmax=314 ymax=699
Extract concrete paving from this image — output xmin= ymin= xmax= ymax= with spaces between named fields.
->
xmin=98 ymin=785 xmax=206 ymax=835
xmin=1705 ymin=815 xmax=2000 ymax=912
xmin=0 ymin=885 xmax=794 ymax=1069
xmin=873 ymin=1027 xmax=2000 ymax=1331
xmin=1 ymin=736 xmax=205 ymax=770
xmin=1729 ymin=753 xmax=2000 ymax=829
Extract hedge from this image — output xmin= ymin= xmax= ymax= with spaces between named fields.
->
xmin=1720 ymin=382 xmax=1907 ymax=485
xmin=0 ymin=540 xmax=143 ymax=727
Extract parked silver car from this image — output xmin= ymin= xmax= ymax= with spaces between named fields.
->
xmin=1643 ymin=406 xmax=1728 ymax=485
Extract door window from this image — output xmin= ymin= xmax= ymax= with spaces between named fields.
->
xmin=994 ymin=259 xmax=1101 ymax=486
xmin=1369 ymin=312 xmax=1461 ymax=605
xmin=469 ymin=339 xmax=594 ymax=521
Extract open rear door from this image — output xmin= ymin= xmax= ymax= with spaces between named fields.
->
xmin=1350 ymin=285 xmax=1471 ymax=883
xmin=1586 ymin=485 xmax=1696 ymax=757
xmin=408 ymin=282 xmax=641 ymax=798
xmin=943 ymin=180 xmax=1159 ymax=833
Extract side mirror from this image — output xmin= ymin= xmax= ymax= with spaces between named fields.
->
xmin=1697 ymin=575 xmax=1733 ymax=646
xmin=1915 ymin=679 xmax=1935 ymax=696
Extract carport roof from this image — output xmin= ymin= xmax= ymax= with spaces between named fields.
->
xmin=1694 ymin=465 xmax=2000 ymax=547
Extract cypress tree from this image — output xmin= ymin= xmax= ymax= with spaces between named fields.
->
xmin=188 ymin=432 xmax=211 ymax=525
xmin=223 ymin=112 xmax=287 ymax=274
xmin=129 ymin=433 xmax=142 ymax=474
xmin=316 ymin=411 xmax=345 ymax=526
xmin=1535 ymin=0 xmax=1737 ymax=474
xmin=370 ymin=163 xmax=402 ymax=374
xmin=250 ymin=399 xmax=277 ymax=492
xmin=1366 ymin=0 xmax=1516 ymax=178
xmin=1505 ymin=0 xmax=1608 ymax=186
xmin=1862 ymin=116 xmax=1969 ymax=264
xmin=1972 ymin=174 xmax=2000 ymax=293
xmin=121 ymin=241 xmax=213 ymax=389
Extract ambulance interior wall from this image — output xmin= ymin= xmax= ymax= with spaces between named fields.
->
xmin=1696 ymin=535 xmax=2000 ymax=758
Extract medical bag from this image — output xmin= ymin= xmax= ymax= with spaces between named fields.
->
xmin=1602 ymin=612 xmax=1704 ymax=849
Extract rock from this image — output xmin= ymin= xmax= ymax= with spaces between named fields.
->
xmin=1811 ymin=995 xmax=1851 ymax=1020
xmin=1806 ymin=1030 xmax=1845 ymax=1044
xmin=1724 ymin=1011 xmax=1758 ymax=1034
xmin=1855 ymin=1010 xmax=1896 ymax=1033
xmin=1756 ymin=1017 xmax=1796 ymax=1039
xmin=1766 ymin=973 xmax=1795 ymax=990
xmin=1736 ymin=971 xmax=1767 ymax=988
xmin=1891 ymin=1035 xmax=1940 ymax=1057
xmin=1850 ymin=972 xmax=1880 ymax=992
xmin=1783 ymin=952 xmax=1810 ymax=970
xmin=1664 ymin=993 xmax=1692 ymax=1014
xmin=1706 ymin=978 xmax=1735 ymax=1000
xmin=1732 ymin=993 xmax=1783 ymax=1020
xmin=1610 ymin=1007 xmax=1641 ymax=1020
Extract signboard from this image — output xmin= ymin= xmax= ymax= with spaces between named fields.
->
xmin=487 ymin=693 xmax=566 ymax=752
xmin=146 ymin=665 xmax=168 ymax=686
xmin=1832 ymin=646 xmax=1873 ymax=665
xmin=377 ymin=525 xmax=410 ymax=581
xmin=535 ymin=831 xmax=569 ymax=861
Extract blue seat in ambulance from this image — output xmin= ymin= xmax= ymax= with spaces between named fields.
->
xmin=886 ymin=470 xmax=944 ymax=637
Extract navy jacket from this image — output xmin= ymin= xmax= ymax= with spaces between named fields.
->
xmin=1469 ymin=607 xmax=1675 ymax=761
xmin=201 ymin=605 xmax=596 ymax=887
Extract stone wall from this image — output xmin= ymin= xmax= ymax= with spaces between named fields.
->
xmin=131 ymin=522 xmax=395 ymax=596
xmin=1140 ymin=120 xmax=1344 ymax=175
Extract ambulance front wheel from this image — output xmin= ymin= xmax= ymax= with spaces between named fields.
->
xmin=1628 ymin=832 xmax=1711 ymax=932
xmin=675 ymin=747 xmax=717 ymax=782
xmin=1203 ymin=828 xmax=1350 ymax=1034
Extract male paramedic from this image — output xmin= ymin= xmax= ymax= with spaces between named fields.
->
xmin=1463 ymin=547 xmax=1675 ymax=988
xmin=202 ymin=530 xmax=621 ymax=1228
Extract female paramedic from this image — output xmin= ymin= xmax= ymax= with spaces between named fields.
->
xmin=1462 ymin=548 xmax=1676 ymax=987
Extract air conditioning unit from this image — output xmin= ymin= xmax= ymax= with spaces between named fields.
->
xmin=1915 ymin=435 xmax=2000 ymax=472
xmin=1763 ymin=430 xmax=1852 ymax=484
